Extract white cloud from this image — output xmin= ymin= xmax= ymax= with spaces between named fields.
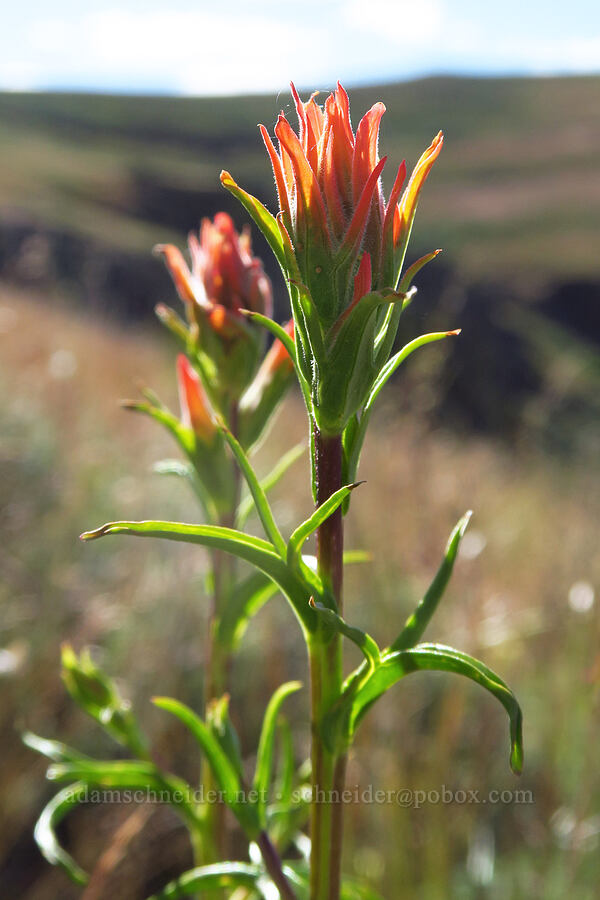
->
xmin=1 ymin=2 xmax=598 ymax=94
xmin=25 ymin=8 xmax=328 ymax=95
xmin=344 ymin=0 xmax=445 ymax=45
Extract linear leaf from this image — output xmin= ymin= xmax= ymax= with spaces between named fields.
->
xmin=352 ymin=643 xmax=523 ymax=774
xmin=253 ymin=682 xmax=302 ymax=828
xmin=368 ymin=330 xmax=461 ymax=412
xmin=342 ymin=330 xmax=460 ymax=487
xmin=46 ymin=759 xmax=197 ymax=827
xmin=310 ymin=603 xmax=380 ymax=675
xmin=220 ymin=170 xmax=286 ymax=270
xmin=219 ymin=422 xmax=286 ymax=556
xmin=23 ymin=731 xmax=92 ymax=764
xmin=147 ymin=862 xmax=263 ymax=899
xmin=275 ymin=718 xmax=295 ymax=808
xmin=390 ymin=511 xmax=472 ymax=651
xmin=287 ymin=484 xmax=361 ymax=570
xmin=80 ymin=519 xmax=316 ymax=632
xmin=218 ymin=571 xmax=279 ymax=649
xmin=237 ymin=443 xmax=306 ymax=527
xmin=33 ymin=783 xmax=89 ymax=885
xmin=153 ymin=696 xmax=259 ymax=835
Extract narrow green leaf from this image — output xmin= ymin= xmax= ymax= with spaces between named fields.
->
xmin=155 ymin=302 xmax=190 ymax=346
xmin=242 ymin=311 xmax=295 ymax=362
xmin=310 ymin=602 xmax=380 ymax=675
xmin=122 ymin=401 xmax=193 ymax=454
xmin=253 ymin=682 xmax=302 ymax=828
xmin=368 ymin=330 xmax=461 ymax=412
xmin=301 ymin=550 xmax=372 ymax=572
xmin=153 ymin=696 xmax=259 ymax=835
xmin=398 ymin=249 xmax=442 ymax=294
xmin=390 ymin=511 xmax=472 ymax=652
xmin=47 ymin=758 xmax=174 ymax=788
xmin=147 ymin=862 xmax=263 ymax=899
xmin=221 ymin=170 xmax=286 ymax=270
xmin=275 ymin=718 xmax=295 ymax=808
xmin=218 ymin=571 xmax=279 ymax=649
xmin=23 ymin=731 xmax=91 ymax=764
xmin=237 ymin=443 xmax=306 ymax=527
xmin=352 ymin=643 xmax=523 ymax=774
xmin=217 ymin=571 xmax=279 ymax=649
xmin=287 ymin=484 xmax=362 ymax=571
xmin=33 ymin=783 xmax=89 ymax=886
xmin=206 ymin=695 xmax=245 ymax=784
xmin=80 ymin=519 xmax=316 ymax=632
xmin=218 ymin=422 xmax=286 ymax=556
xmin=343 ymin=329 xmax=460 ymax=485
xmin=153 ymin=458 xmax=193 ymax=479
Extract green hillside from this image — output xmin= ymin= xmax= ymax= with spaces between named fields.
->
xmin=1 ymin=75 xmax=599 ymax=279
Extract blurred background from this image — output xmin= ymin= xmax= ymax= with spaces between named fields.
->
xmin=1 ymin=1 xmax=599 ymax=898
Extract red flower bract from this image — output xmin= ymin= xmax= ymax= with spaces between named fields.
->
xmin=259 ymin=82 xmax=443 ymax=309
xmin=176 ymin=353 xmax=216 ymax=444
xmin=156 ymin=212 xmax=272 ymax=338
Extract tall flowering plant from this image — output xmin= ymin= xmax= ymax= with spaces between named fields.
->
xmin=26 ymin=85 xmax=523 ymax=900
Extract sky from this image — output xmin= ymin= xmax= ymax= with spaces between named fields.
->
xmin=1 ymin=0 xmax=599 ymax=95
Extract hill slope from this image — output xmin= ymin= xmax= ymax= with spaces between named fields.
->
xmin=1 ymin=75 xmax=599 ymax=280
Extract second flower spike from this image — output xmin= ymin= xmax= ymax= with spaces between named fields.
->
xmin=156 ymin=213 xmax=273 ymax=408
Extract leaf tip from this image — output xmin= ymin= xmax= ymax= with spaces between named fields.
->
xmin=447 ymin=328 xmax=461 ymax=336
xmin=349 ymin=480 xmax=366 ymax=491
xmin=79 ymin=524 xmax=110 ymax=541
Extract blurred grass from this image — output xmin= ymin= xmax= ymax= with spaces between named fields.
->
xmin=1 ymin=75 xmax=600 ymax=278
xmin=1 ymin=284 xmax=599 ymax=898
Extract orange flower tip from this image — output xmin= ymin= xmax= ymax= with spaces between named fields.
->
xmin=447 ymin=328 xmax=462 ymax=336
xmin=308 ymin=596 xmax=316 ymax=608
xmin=219 ymin=169 xmax=234 ymax=185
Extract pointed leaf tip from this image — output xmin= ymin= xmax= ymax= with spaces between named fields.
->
xmin=447 ymin=329 xmax=461 ymax=336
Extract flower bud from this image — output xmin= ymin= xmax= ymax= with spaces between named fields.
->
xmin=176 ymin=353 xmax=217 ymax=445
xmin=222 ymin=83 xmax=443 ymax=434
xmin=238 ymin=320 xmax=296 ymax=449
xmin=156 ymin=213 xmax=273 ymax=404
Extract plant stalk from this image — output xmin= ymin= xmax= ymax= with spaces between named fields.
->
xmin=198 ymin=401 xmax=242 ymax=868
xmin=309 ymin=428 xmax=346 ymax=900
xmin=257 ymin=831 xmax=298 ymax=900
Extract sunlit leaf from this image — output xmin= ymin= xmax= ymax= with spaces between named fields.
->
xmin=390 ymin=511 xmax=472 ymax=651
xmin=46 ymin=759 xmax=197 ymax=826
xmin=287 ymin=484 xmax=361 ymax=574
xmin=217 ymin=571 xmax=279 ymax=649
xmin=23 ymin=731 xmax=91 ymax=764
xmin=253 ymin=682 xmax=302 ymax=828
xmin=33 ymin=783 xmax=89 ymax=886
xmin=146 ymin=862 xmax=264 ymax=899
xmin=310 ymin=603 xmax=380 ymax=674
xmin=220 ymin=170 xmax=286 ymax=270
xmin=80 ymin=519 xmax=316 ymax=632
xmin=351 ymin=643 xmax=523 ymax=774
xmin=237 ymin=443 xmax=306 ymax=527
xmin=153 ymin=696 xmax=259 ymax=835
xmin=219 ymin=421 xmax=286 ymax=556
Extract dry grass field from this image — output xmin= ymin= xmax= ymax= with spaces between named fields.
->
xmin=1 ymin=284 xmax=599 ymax=898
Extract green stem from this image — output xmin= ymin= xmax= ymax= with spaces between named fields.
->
xmin=197 ymin=401 xmax=242 ymax=870
xmin=309 ymin=429 xmax=346 ymax=900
